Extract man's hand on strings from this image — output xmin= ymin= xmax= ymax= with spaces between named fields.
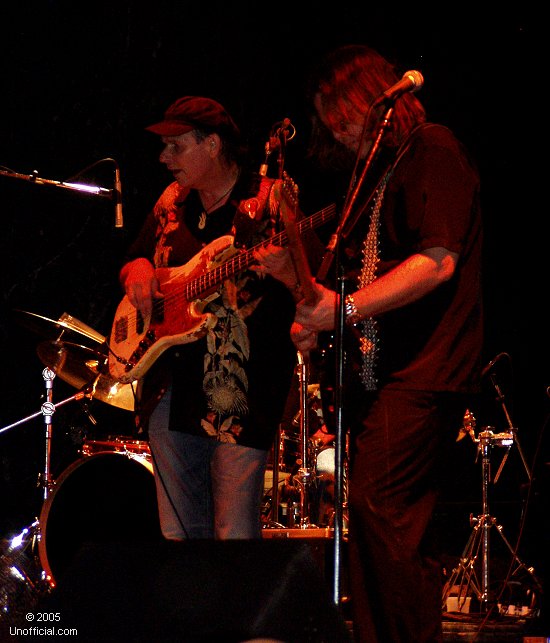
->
xmin=294 ymin=281 xmax=338 ymax=332
xmin=121 ymin=257 xmax=163 ymax=318
xmin=252 ymin=243 xmax=298 ymax=290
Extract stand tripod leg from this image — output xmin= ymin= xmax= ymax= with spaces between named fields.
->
xmin=442 ymin=512 xmax=543 ymax=614
xmin=490 ymin=521 xmax=543 ymax=596
xmin=443 ymin=518 xmax=484 ymax=611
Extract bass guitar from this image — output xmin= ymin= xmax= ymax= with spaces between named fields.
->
xmin=107 ymin=202 xmax=336 ymax=383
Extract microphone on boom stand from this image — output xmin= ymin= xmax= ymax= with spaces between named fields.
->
xmin=259 ymin=118 xmax=296 ymax=176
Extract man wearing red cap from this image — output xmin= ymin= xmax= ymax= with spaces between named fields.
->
xmin=117 ymin=96 xmax=303 ymax=539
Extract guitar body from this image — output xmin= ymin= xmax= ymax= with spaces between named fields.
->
xmin=107 ymin=201 xmax=337 ymax=385
xmin=108 ymin=236 xmax=236 ymax=383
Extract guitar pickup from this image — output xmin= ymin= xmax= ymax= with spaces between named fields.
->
xmin=114 ymin=315 xmax=128 ymax=343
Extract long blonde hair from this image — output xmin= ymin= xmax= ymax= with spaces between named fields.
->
xmin=307 ymin=44 xmax=426 ymax=169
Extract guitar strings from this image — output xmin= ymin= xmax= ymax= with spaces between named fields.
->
xmin=119 ymin=203 xmax=337 ymax=343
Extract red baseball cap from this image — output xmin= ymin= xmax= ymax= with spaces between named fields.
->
xmin=145 ymin=96 xmax=240 ymax=137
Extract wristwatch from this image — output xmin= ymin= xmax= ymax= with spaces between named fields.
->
xmin=344 ymin=294 xmax=361 ymax=326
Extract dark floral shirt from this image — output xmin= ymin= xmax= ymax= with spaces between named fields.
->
xmin=123 ymin=170 xmax=297 ymax=450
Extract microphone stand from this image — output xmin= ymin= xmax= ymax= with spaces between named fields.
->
xmin=316 ymin=105 xmax=394 ymax=608
xmin=0 ymin=159 xmax=123 ymax=229
xmin=488 ymin=371 xmax=531 ymax=484
xmin=331 ymin=275 xmax=347 ymax=605
xmin=0 ymin=167 xmax=113 ymax=199
xmin=316 ymin=106 xmax=394 ymax=283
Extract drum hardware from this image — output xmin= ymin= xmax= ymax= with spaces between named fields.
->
xmin=0 ymin=367 xmax=94 ymax=621
xmin=15 ymin=309 xmax=136 ymax=411
xmin=13 ymin=309 xmax=107 ymax=347
xmin=81 ymin=436 xmax=151 ymax=458
xmin=287 ymin=350 xmax=322 ymax=529
xmin=0 ymin=363 xmax=159 ymax=604
xmin=263 ymin=366 xmax=341 ymax=529
xmin=311 ymin=440 xmax=349 ymax=530
xmin=0 ymin=520 xmax=46 ymax=629
xmin=442 ymin=406 xmax=542 ymax=616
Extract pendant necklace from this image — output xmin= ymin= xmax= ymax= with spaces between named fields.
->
xmin=198 ymin=179 xmax=238 ymax=230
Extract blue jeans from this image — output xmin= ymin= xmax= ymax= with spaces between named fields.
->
xmin=148 ymin=388 xmax=268 ymax=540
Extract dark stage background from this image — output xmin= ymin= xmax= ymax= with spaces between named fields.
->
xmin=0 ymin=0 xmax=547 ymax=623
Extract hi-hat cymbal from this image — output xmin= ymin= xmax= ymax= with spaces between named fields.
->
xmin=14 ymin=309 xmax=106 ymax=345
xmin=37 ymin=340 xmax=135 ymax=412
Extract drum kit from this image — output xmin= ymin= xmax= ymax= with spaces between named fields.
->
xmin=0 ymin=309 xmax=345 ymax=629
xmin=261 ymin=360 xmax=347 ymax=533
xmin=0 ymin=310 xmax=150 ymax=627
xmin=14 ymin=309 xmax=136 ymax=411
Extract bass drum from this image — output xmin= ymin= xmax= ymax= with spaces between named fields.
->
xmin=39 ymin=448 xmax=161 ymax=586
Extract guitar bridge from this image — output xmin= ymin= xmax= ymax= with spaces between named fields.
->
xmin=126 ymin=330 xmax=156 ymax=372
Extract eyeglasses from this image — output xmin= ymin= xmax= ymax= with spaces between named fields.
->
xmin=331 ymin=119 xmax=365 ymax=136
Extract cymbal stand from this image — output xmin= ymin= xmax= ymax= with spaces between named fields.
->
xmin=292 ymin=350 xmax=318 ymax=528
xmin=262 ymin=426 xmax=286 ymax=528
xmin=442 ymin=427 xmax=541 ymax=613
xmin=40 ymin=367 xmax=56 ymax=501
xmin=0 ymin=369 xmax=91 ymax=604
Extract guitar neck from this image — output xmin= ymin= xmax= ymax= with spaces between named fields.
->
xmin=279 ymin=176 xmax=319 ymax=306
xmin=286 ymin=228 xmax=317 ymax=306
xmin=185 ymin=203 xmax=335 ymax=301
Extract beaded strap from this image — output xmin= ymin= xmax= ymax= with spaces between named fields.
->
xmin=356 ymin=170 xmax=391 ymax=391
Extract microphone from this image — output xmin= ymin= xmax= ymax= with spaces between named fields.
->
xmin=275 ymin=117 xmax=293 ymax=139
xmin=259 ymin=118 xmax=296 ymax=176
xmin=373 ymin=70 xmax=424 ymax=106
xmin=481 ymin=352 xmax=508 ymax=378
xmin=114 ymin=165 xmax=123 ymax=228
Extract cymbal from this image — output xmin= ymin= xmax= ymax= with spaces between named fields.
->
xmin=37 ymin=340 xmax=135 ymax=412
xmin=14 ymin=309 xmax=106 ymax=346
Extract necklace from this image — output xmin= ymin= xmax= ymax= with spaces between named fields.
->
xmin=197 ymin=178 xmax=238 ymax=230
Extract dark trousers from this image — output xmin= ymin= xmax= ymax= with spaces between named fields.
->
xmin=347 ymin=388 xmax=467 ymax=643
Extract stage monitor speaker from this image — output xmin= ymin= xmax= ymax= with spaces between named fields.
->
xmin=33 ymin=539 xmax=351 ymax=642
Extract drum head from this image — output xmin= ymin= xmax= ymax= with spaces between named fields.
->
xmin=39 ymin=452 xmax=161 ymax=586
xmin=316 ymin=446 xmax=335 ymax=477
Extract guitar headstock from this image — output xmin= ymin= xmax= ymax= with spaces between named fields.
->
xmin=281 ymin=171 xmax=299 ymax=210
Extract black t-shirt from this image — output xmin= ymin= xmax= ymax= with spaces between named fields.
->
xmin=341 ymin=123 xmax=483 ymax=393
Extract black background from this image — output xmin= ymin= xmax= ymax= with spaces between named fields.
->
xmin=0 ymin=0 xmax=547 ymax=621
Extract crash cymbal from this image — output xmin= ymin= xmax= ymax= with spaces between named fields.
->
xmin=14 ymin=309 xmax=106 ymax=345
xmin=89 ymin=373 xmax=136 ymax=412
xmin=37 ymin=340 xmax=103 ymax=388
xmin=37 ymin=340 xmax=135 ymax=412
